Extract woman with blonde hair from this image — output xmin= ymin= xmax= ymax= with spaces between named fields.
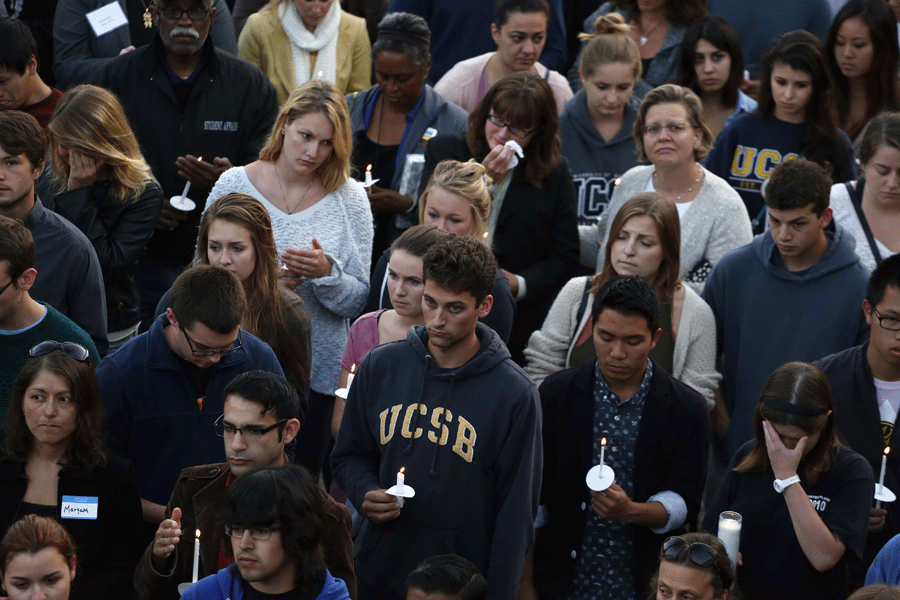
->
xmin=208 ymin=80 xmax=372 ymax=479
xmin=364 ymin=159 xmax=515 ymax=343
xmin=48 ymin=84 xmax=163 ymax=353
xmin=526 ymin=192 xmax=719 ymax=407
xmin=561 ymin=13 xmax=642 ymax=225
xmin=238 ymin=0 xmax=371 ymax=105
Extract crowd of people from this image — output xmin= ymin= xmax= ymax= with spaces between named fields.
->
xmin=3 ymin=0 xmax=900 ymax=599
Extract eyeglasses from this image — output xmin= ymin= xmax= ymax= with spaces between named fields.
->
xmin=640 ymin=123 xmax=696 ymax=136
xmin=225 ymin=525 xmax=281 ymax=541
xmin=873 ymin=309 xmax=900 ymax=331
xmin=180 ymin=326 xmax=243 ymax=357
xmin=486 ymin=114 xmax=539 ymax=138
xmin=661 ymin=536 xmax=719 ymax=568
xmin=152 ymin=3 xmax=212 ymax=20
xmin=29 ymin=341 xmax=90 ymax=363
xmin=0 ymin=278 xmax=14 ymax=297
xmin=214 ymin=414 xmax=287 ymax=438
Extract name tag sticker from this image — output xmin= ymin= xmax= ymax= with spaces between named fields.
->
xmin=86 ymin=2 xmax=128 ymax=37
xmin=61 ymin=496 xmax=99 ymax=520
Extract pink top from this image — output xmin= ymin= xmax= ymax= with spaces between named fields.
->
xmin=341 ymin=309 xmax=386 ymax=371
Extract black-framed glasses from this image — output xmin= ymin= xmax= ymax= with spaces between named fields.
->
xmin=29 ymin=341 xmax=90 ymax=363
xmin=640 ymin=123 xmax=696 ymax=136
xmin=152 ymin=3 xmax=212 ymax=20
xmin=486 ymin=113 xmax=539 ymax=138
xmin=214 ymin=414 xmax=287 ymax=438
xmin=661 ymin=536 xmax=718 ymax=567
xmin=0 ymin=278 xmax=14 ymax=297
xmin=180 ymin=326 xmax=243 ymax=357
xmin=873 ymin=309 xmax=900 ymax=331
xmin=225 ymin=525 xmax=281 ymax=541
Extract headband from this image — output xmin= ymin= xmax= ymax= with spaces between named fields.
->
xmin=377 ymin=27 xmax=431 ymax=54
xmin=762 ymin=397 xmax=827 ymax=417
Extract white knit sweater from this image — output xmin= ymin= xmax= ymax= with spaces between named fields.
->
xmin=208 ymin=166 xmax=373 ymax=394
xmin=579 ymin=164 xmax=753 ymax=294
xmin=523 ymin=276 xmax=720 ymax=408
xmin=829 ymin=181 xmax=895 ymax=273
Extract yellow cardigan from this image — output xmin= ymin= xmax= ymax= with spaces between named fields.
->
xmin=238 ymin=7 xmax=372 ymax=106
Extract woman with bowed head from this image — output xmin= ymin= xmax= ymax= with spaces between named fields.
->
xmin=647 ymin=533 xmax=734 ymax=600
xmin=569 ymin=0 xmax=707 ymax=97
xmin=238 ymin=0 xmax=371 ymax=105
xmin=364 ymin=160 xmax=515 ymax=344
xmin=208 ymin=80 xmax=372 ymax=479
xmin=422 ymin=72 xmax=579 ymax=364
xmin=0 ymin=515 xmax=78 ymax=600
xmin=434 ymin=0 xmax=573 ymax=114
xmin=677 ymin=15 xmax=757 ymax=139
xmin=560 ymin=13 xmax=641 ymax=226
xmin=526 ymin=192 xmax=720 ymax=408
xmin=703 ymin=362 xmax=874 ymax=600
xmin=48 ymin=84 xmax=164 ymax=354
xmin=347 ymin=12 xmax=468 ymax=265
xmin=582 ymin=84 xmax=751 ymax=293
xmin=825 ymin=0 xmax=900 ymax=146
xmin=0 ymin=343 xmax=142 ymax=600
xmin=829 ymin=112 xmax=900 ymax=272
xmin=332 ymin=225 xmax=449 ymax=440
xmin=705 ymin=30 xmax=857 ymax=234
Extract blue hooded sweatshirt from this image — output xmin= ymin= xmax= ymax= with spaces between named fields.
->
xmin=181 ymin=567 xmax=349 ymax=600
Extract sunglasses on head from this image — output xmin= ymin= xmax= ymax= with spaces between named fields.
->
xmin=661 ymin=536 xmax=718 ymax=567
xmin=29 ymin=341 xmax=91 ymax=363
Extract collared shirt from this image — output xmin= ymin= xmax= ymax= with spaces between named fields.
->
xmin=566 ymin=360 xmax=653 ymax=600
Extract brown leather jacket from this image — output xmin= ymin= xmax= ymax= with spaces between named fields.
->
xmin=133 ymin=462 xmax=356 ymax=599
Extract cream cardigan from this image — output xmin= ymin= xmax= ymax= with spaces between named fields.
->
xmin=579 ymin=164 xmax=753 ymax=295
xmin=523 ymin=276 xmax=720 ymax=408
xmin=238 ymin=7 xmax=371 ymax=105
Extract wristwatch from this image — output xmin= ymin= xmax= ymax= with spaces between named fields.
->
xmin=773 ymin=474 xmax=800 ymax=493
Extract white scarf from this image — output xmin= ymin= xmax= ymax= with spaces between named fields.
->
xmin=280 ymin=0 xmax=341 ymax=89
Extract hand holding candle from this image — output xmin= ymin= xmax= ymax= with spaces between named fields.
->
xmin=876 ymin=447 xmax=895 ymax=508
xmin=363 ymin=164 xmax=379 ymax=189
xmin=386 ymin=466 xmax=415 ymax=506
xmin=586 ymin=437 xmax=615 ymax=492
xmin=171 ymin=157 xmax=201 ymax=211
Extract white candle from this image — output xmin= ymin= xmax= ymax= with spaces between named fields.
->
xmin=179 ymin=180 xmax=191 ymax=203
xmin=397 ymin=467 xmax=405 ymax=494
xmin=878 ymin=447 xmax=890 ymax=508
xmin=718 ymin=511 xmax=742 ymax=571
xmin=599 ymin=438 xmax=607 ymax=469
xmin=191 ymin=529 xmax=200 ymax=583
xmin=364 ymin=164 xmax=374 ymax=187
xmin=347 ymin=364 xmax=356 ymax=390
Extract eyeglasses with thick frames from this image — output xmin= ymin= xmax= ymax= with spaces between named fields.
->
xmin=214 ymin=414 xmax=287 ymax=438
xmin=180 ymin=326 xmax=243 ymax=357
xmin=29 ymin=340 xmax=91 ymax=363
xmin=225 ymin=525 xmax=281 ymax=541
xmin=640 ymin=123 xmax=696 ymax=136
xmin=152 ymin=3 xmax=212 ymax=21
xmin=0 ymin=278 xmax=14 ymax=297
xmin=487 ymin=114 xmax=539 ymax=138
xmin=661 ymin=537 xmax=725 ymax=583
xmin=873 ymin=309 xmax=900 ymax=331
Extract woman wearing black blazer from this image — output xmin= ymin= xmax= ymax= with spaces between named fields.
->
xmin=421 ymin=71 xmax=579 ymax=363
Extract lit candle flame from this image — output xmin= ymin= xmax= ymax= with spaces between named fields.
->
xmin=483 ymin=231 xmax=489 ymax=239
xmin=366 ymin=164 xmax=372 ymax=173
xmin=195 ymin=529 xmax=201 ymax=538
xmin=601 ymin=437 xmax=607 ymax=446
xmin=351 ymin=363 xmax=356 ymax=373
xmin=887 ymin=447 xmax=891 ymax=456
xmin=400 ymin=467 xmax=405 ymax=474
xmin=318 ymin=71 xmax=323 ymax=78
xmin=197 ymin=156 xmax=202 ymax=162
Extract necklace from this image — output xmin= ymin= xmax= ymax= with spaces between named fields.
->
xmin=637 ymin=14 xmax=666 ymax=46
xmin=654 ymin=164 xmax=703 ymax=202
xmin=138 ymin=0 xmax=153 ymax=28
xmin=274 ymin=161 xmax=314 ymax=215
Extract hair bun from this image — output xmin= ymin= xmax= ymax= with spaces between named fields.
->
xmin=578 ymin=12 xmax=630 ymax=42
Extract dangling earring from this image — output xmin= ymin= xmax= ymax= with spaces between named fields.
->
xmin=142 ymin=1 xmax=153 ymax=28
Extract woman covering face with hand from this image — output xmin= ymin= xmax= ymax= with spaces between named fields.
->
xmin=703 ymin=362 xmax=874 ymax=600
xmin=0 ymin=344 xmax=142 ymax=600
xmin=421 ymin=72 xmax=579 ymax=364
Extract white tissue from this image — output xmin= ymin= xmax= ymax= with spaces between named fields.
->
xmin=504 ymin=140 xmax=525 ymax=169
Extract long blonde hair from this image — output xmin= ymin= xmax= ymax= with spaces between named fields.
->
xmin=48 ymin=85 xmax=153 ymax=204
xmin=258 ymin=81 xmax=352 ymax=194
xmin=419 ymin=160 xmax=492 ymax=242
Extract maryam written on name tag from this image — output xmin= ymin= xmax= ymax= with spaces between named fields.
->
xmin=61 ymin=496 xmax=99 ymax=519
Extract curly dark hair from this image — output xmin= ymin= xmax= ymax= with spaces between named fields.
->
xmin=764 ymin=159 xmax=832 ymax=216
xmin=4 ymin=349 xmax=107 ymax=470
xmin=423 ymin=234 xmax=497 ymax=305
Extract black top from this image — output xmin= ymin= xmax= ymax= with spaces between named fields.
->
xmin=703 ymin=442 xmax=874 ymax=600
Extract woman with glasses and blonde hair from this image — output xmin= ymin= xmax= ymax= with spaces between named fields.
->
xmin=648 ymin=533 xmax=733 ymax=600
xmin=703 ymin=362 xmax=874 ymax=600
xmin=208 ymin=80 xmax=372 ymax=479
xmin=0 ymin=343 xmax=142 ymax=600
xmin=582 ymin=83 xmax=751 ymax=293
xmin=48 ymin=84 xmax=164 ymax=354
